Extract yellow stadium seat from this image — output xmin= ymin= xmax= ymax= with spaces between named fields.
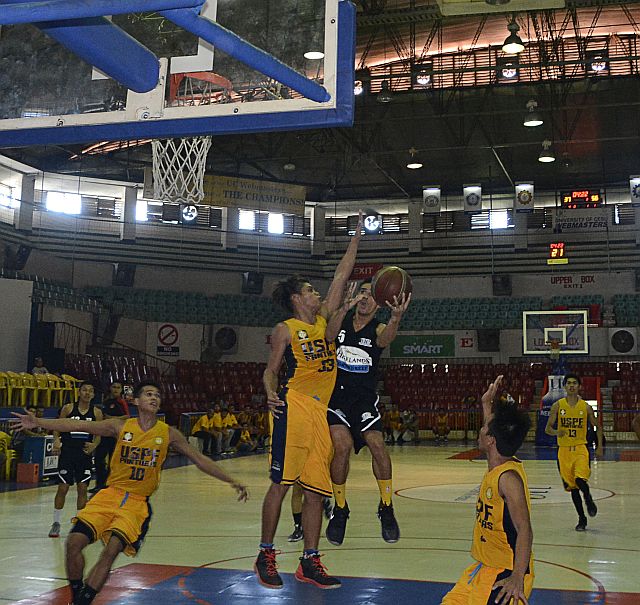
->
xmin=6 ymin=371 xmax=26 ymax=406
xmin=19 ymin=373 xmax=38 ymax=407
xmin=61 ymin=374 xmax=80 ymax=402
xmin=46 ymin=374 xmax=65 ymax=407
xmin=0 ymin=372 xmax=11 ymax=406
xmin=33 ymin=373 xmax=52 ymax=406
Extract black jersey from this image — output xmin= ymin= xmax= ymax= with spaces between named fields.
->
xmin=335 ymin=311 xmax=385 ymax=394
xmin=60 ymin=402 xmax=97 ymax=449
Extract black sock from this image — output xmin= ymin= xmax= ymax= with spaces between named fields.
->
xmin=293 ymin=512 xmax=302 ymax=526
xmin=69 ymin=579 xmax=83 ymax=602
xmin=571 ymin=489 xmax=585 ymax=519
xmin=76 ymin=584 xmax=98 ymax=605
xmin=576 ymin=478 xmax=592 ymax=501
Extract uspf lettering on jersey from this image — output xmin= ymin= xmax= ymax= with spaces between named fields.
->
xmin=337 ymin=346 xmax=373 ymax=373
xmin=560 ymin=417 xmax=584 ymax=429
xmin=120 ymin=446 xmax=161 ymax=468
xmin=476 ymin=495 xmax=494 ymax=530
xmin=299 ymin=338 xmax=335 ymax=362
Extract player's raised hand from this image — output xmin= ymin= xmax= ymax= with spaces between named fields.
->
xmin=482 ymin=375 xmax=504 ymax=407
xmin=386 ymin=292 xmax=411 ymax=318
xmin=354 ymin=209 xmax=364 ymax=237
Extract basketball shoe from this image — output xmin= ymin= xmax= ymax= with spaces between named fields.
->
xmin=295 ymin=554 xmax=341 ymax=589
xmin=325 ymin=503 xmax=349 ymax=545
xmin=49 ymin=522 xmax=61 ymax=538
xmin=254 ymin=548 xmax=283 ymax=589
xmin=378 ymin=501 xmax=400 ymax=543
xmin=288 ymin=524 xmax=303 ymax=542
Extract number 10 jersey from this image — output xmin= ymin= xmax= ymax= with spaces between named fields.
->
xmin=107 ymin=418 xmax=170 ymax=497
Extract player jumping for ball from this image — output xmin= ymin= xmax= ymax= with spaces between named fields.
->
xmin=254 ymin=212 xmax=363 ymax=590
xmin=324 ymin=278 xmax=410 ymax=546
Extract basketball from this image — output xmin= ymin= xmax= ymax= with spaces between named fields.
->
xmin=371 ymin=266 xmax=412 ymax=306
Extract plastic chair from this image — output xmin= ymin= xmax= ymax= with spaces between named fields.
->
xmin=46 ymin=374 xmax=65 ymax=407
xmin=5 ymin=371 xmax=26 ymax=406
xmin=34 ymin=373 xmax=53 ymax=406
xmin=60 ymin=374 xmax=79 ymax=403
xmin=0 ymin=372 xmax=11 ymax=406
xmin=19 ymin=373 xmax=38 ymax=407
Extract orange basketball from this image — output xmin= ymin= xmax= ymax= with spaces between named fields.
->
xmin=371 ymin=266 xmax=412 ymax=307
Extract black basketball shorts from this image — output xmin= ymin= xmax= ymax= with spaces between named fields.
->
xmin=57 ymin=447 xmax=93 ymax=485
xmin=327 ymin=385 xmax=382 ymax=454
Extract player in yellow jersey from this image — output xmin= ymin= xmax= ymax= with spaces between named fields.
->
xmin=545 ymin=373 xmax=603 ymax=531
xmin=11 ymin=380 xmax=248 ymax=605
xmin=442 ymin=376 xmax=533 ymax=605
xmin=254 ymin=212 xmax=363 ymax=590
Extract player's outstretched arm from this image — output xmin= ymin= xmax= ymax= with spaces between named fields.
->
xmin=376 ymin=292 xmax=411 ymax=348
xmin=493 ymin=470 xmax=532 ymax=605
xmin=11 ymin=409 xmax=123 ymax=439
xmin=481 ymin=375 xmax=503 ymax=425
xmin=168 ymin=427 xmax=248 ymax=501
xmin=325 ymin=282 xmax=362 ymax=342
xmin=322 ymin=210 xmax=363 ymax=316
xmin=544 ymin=403 xmax=560 ymax=437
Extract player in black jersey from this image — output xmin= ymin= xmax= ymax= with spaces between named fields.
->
xmin=325 ymin=278 xmax=410 ymax=546
xmin=49 ymin=382 xmax=103 ymax=538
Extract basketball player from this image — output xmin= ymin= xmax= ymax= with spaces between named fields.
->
xmin=287 ymin=482 xmax=332 ymax=542
xmin=11 ymin=380 xmax=248 ymax=605
xmin=324 ymin=279 xmax=410 ymax=546
xmin=49 ymin=383 xmax=103 ymax=538
xmin=441 ymin=375 xmax=533 ymax=605
xmin=545 ymin=374 xmax=603 ymax=531
xmin=254 ymin=212 xmax=363 ymax=590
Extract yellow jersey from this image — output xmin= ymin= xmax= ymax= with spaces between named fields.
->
xmin=471 ymin=459 xmax=533 ymax=571
xmin=107 ymin=418 xmax=170 ymax=497
xmin=221 ymin=413 xmax=238 ymax=428
xmin=282 ymin=315 xmax=337 ymax=406
xmin=556 ymin=398 xmax=589 ymax=447
xmin=191 ymin=414 xmax=215 ymax=434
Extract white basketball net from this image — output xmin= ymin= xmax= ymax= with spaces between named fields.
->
xmin=151 ymin=136 xmax=212 ymax=204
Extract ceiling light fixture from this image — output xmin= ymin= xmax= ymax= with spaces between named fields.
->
xmin=377 ymin=80 xmax=393 ymax=103
xmin=538 ymin=140 xmax=556 ymax=163
xmin=502 ymin=19 xmax=525 ymax=54
xmin=523 ymin=99 xmax=543 ymax=127
xmin=406 ymin=148 xmax=423 ymax=170
xmin=303 ymin=51 xmax=324 ymax=60
xmin=354 ymin=80 xmax=364 ymax=96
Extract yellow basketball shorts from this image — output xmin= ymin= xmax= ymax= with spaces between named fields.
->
xmin=557 ymin=445 xmax=591 ymax=491
xmin=269 ymin=388 xmax=332 ymax=497
xmin=441 ymin=561 xmax=534 ymax=605
xmin=73 ymin=486 xmax=152 ymax=556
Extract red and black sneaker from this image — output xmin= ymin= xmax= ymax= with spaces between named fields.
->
xmin=254 ymin=548 xmax=283 ymax=589
xmin=295 ymin=554 xmax=341 ymax=589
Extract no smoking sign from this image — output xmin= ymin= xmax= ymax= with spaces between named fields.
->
xmin=157 ymin=323 xmax=180 ymax=356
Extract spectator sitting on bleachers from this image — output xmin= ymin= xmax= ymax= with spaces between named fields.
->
xmin=389 ymin=404 xmax=402 ymax=444
xmin=236 ymin=424 xmax=258 ymax=453
xmin=401 ymin=406 xmax=419 ymax=443
xmin=220 ymin=405 xmax=240 ymax=454
xmin=433 ymin=407 xmax=450 ymax=444
xmin=382 ymin=406 xmax=394 ymax=444
xmin=252 ymin=405 xmax=269 ymax=450
xmin=191 ymin=406 xmax=220 ymax=455
xmin=31 ymin=356 xmax=49 ymax=376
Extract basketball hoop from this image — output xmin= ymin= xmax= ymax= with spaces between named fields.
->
xmin=151 ymin=136 xmax=212 ymax=205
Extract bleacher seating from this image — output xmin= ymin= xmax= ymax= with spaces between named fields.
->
xmin=612 ymin=294 xmax=640 ymax=326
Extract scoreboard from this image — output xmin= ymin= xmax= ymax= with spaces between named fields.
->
xmin=548 ymin=242 xmax=568 ymax=265
xmin=561 ymin=190 xmax=602 ymax=209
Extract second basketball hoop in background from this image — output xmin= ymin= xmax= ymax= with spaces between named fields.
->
xmin=371 ymin=266 xmax=412 ymax=307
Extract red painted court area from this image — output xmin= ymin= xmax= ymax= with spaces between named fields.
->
xmin=11 ymin=563 xmax=640 ymax=605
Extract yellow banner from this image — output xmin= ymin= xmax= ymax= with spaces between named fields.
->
xmin=202 ymin=175 xmax=306 ymax=215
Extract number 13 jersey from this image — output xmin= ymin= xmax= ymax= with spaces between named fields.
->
xmin=107 ymin=418 xmax=170 ymax=497
xmin=283 ymin=315 xmax=337 ymax=407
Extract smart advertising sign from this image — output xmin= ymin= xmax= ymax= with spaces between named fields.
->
xmin=390 ymin=335 xmax=455 ymax=358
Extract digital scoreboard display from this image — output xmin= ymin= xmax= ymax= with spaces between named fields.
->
xmin=561 ymin=190 xmax=602 ymax=209
xmin=548 ymin=242 xmax=568 ymax=265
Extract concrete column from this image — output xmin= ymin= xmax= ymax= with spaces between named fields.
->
xmin=222 ymin=207 xmax=238 ymax=250
xmin=14 ymin=173 xmax=35 ymax=232
xmin=311 ymin=205 xmax=326 ymax=257
xmin=514 ymin=210 xmax=528 ymax=251
xmin=121 ymin=186 xmax=137 ymax=241
xmin=408 ymin=200 xmax=422 ymax=254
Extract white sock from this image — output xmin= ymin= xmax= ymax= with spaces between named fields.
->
xmin=53 ymin=509 xmax=62 ymax=524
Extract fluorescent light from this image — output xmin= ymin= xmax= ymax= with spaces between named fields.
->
xmin=239 ymin=209 xmax=255 ymax=230
xmin=136 ymin=199 xmax=148 ymax=222
xmin=304 ymin=51 xmax=324 ymax=60
xmin=268 ymin=213 xmax=284 ymax=234
xmin=46 ymin=191 xmax=81 ymax=215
